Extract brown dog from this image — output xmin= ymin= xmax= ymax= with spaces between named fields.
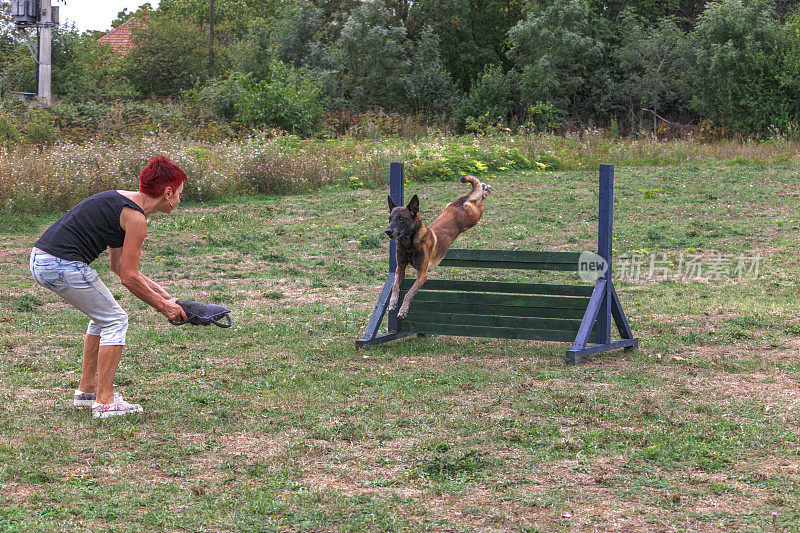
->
xmin=385 ymin=175 xmax=491 ymax=319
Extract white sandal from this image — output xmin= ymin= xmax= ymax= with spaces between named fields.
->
xmin=91 ymin=393 xmax=143 ymax=419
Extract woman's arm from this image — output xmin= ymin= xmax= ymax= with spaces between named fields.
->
xmin=115 ymin=208 xmax=186 ymax=322
xmin=110 ymin=250 xmax=170 ymax=299
xmin=140 ymin=273 xmax=172 ymax=299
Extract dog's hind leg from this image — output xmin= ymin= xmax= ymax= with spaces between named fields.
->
xmin=460 ymin=175 xmax=490 ymax=204
xmin=475 ymin=182 xmax=492 ymax=209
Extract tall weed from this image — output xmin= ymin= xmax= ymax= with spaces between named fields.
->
xmin=1 ymin=130 xmax=798 ymax=215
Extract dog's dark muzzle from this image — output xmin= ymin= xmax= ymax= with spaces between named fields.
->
xmin=169 ymin=299 xmax=232 ymax=328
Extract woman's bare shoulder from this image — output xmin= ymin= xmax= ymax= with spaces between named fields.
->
xmin=116 ymin=190 xmax=138 ymax=201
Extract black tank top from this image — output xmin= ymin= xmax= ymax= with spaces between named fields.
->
xmin=34 ymin=191 xmax=146 ymax=264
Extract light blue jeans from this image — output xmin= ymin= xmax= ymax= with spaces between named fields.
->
xmin=29 ymin=249 xmax=128 ymax=346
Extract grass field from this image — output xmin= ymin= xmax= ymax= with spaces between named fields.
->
xmin=1 ymin=165 xmax=799 ymax=531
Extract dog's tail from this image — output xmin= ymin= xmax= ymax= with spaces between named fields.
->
xmin=460 ymin=175 xmax=483 ymax=202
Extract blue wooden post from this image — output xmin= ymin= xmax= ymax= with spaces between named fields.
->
xmin=356 ymin=162 xmax=415 ymax=348
xmin=596 ymin=164 xmax=613 ymax=345
xmin=566 ymin=164 xmax=638 ymax=365
xmin=388 ymin=162 xmax=404 ymax=273
xmin=387 ymin=163 xmax=404 ymax=333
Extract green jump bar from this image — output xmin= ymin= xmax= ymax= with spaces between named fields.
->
xmin=397 ymin=322 xmax=593 ymax=342
xmin=399 ymin=279 xmax=593 ymax=297
xmin=405 ymin=290 xmax=590 ymax=309
xmin=439 ymin=249 xmax=583 ymax=271
xmin=398 ymin=301 xmax=588 ymax=320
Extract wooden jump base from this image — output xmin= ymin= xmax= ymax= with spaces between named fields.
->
xmin=356 ymin=163 xmax=639 ymax=365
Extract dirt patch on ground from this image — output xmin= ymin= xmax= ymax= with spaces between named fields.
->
xmin=684 ymin=370 xmax=800 ymax=407
xmin=164 ymin=276 xmax=354 ymax=308
xmin=5 ymin=483 xmax=43 ymax=502
xmin=181 ymin=432 xmax=292 ymax=482
xmin=13 ymin=387 xmax=69 ymax=408
xmin=0 ymin=238 xmax=37 ymax=259
xmin=737 ymin=456 xmax=800 ymax=479
xmin=247 ymin=282 xmax=349 ymax=308
xmin=218 ymin=434 xmax=289 ymax=458
xmin=297 ymin=437 xmax=424 ymax=501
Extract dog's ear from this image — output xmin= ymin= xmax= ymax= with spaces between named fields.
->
xmin=407 ymin=195 xmax=419 ymax=217
xmin=387 ymin=195 xmax=397 ymax=212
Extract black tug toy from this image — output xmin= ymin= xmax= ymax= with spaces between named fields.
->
xmin=169 ymin=299 xmax=232 ymax=328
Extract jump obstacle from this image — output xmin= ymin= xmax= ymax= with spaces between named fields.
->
xmin=356 ymin=163 xmax=639 ymax=365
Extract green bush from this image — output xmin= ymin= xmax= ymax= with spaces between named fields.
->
xmin=0 ymin=49 xmax=36 ymax=95
xmin=405 ymin=141 xmax=541 ymax=182
xmin=144 ymin=103 xmax=190 ymax=131
xmin=0 ymin=112 xmax=20 ymax=145
xmin=51 ymin=102 xmax=108 ymax=133
xmin=523 ymin=101 xmax=566 ymax=133
xmin=0 ymin=99 xmax=235 ymax=144
xmin=451 ymin=65 xmax=514 ymax=134
xmin=235 ymin=61 xmax=323 ymax=136
xmin=690 ymin=0 xmax=798 ymax=135
xmin=200 ymin=75 xmax=243 ymax=121
xmin=534 ymin=152 xmax=563 ymax=171
xmin=24 ymin=110 xmax=60 ymax=144
xmin=124 ymin=14 xmax=208 ymax=97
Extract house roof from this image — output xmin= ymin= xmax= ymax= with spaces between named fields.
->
xmin=97 ymin=17 xmax=144 ymax=55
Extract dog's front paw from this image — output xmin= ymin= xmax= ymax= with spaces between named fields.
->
xmin=388 ymin=292 xmax=399 ymax=310
xmin=397 ymin=307 xmax=409 ymax=319
xmin=482 ymin=183 xmax=492 ymax=197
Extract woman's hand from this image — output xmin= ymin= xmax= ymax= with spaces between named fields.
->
xmin=162 ymin=298 xmax=187 ymax=322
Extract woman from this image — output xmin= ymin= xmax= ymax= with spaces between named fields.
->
xmin=30 ymin=155 xmax=188 ymax=419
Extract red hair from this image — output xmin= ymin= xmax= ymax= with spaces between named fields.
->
xmin=139 ymin=156 xmax=187 ymax=197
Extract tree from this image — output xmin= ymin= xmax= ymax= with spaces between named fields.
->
xmin=0 ymin=2 xmax=20 ymax=72
xmin=407 ymin=28 xmax=459 ymax=116
xmin=787 ymin=9 xmax=800 ymax=73
xmin=124 ymin=15 xmax=209 ymax=97
xmin=451 ymin=65 xmax=514 ymax=132
xmin=308 ymin=0 xmax=362 ymax=35
xmin=327 ymin=1 xmax=411 ymax=110
xmin=508 ymin=0 xmax=611 ymax=122
xmin=157 ymin=0 xmax=273 ymax=38
xmin=50 ymin=26 xmax=99 ymax=101
xmin=0 ymin=46 xmax=36 ymax=96
xmin=269 ymin=0 xmax=324 ymax=68
xmin=231 ymin=20 xmax=273 ymax=81
xmin=773 ymin=0 xmax=800 ymax=20
xmin=613 ymin=16 xmax=691 ymax=134
xmin=689 ymin=0 xmax=799 ymax=134
xmin=409 ymin=0 xmax=525 ymax=93
xmin=111 ymin=3 xmax=154 ymax=29
xmin=0 ymin=2 xmax=33 ymax=95
xmin=580 ymin=0 xmax=715 ymax=29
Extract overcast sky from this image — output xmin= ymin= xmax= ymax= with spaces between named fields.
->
xmin=57 ymin=1 xmax=160 ymax=33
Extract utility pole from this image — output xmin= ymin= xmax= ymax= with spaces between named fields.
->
xmin=12 ymin=0 xmax=56 ymax=104
xmin=209 ymin=0 xmax=214 ymax=78
xmin=38 ymin=0 xmax=52 ymax=105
